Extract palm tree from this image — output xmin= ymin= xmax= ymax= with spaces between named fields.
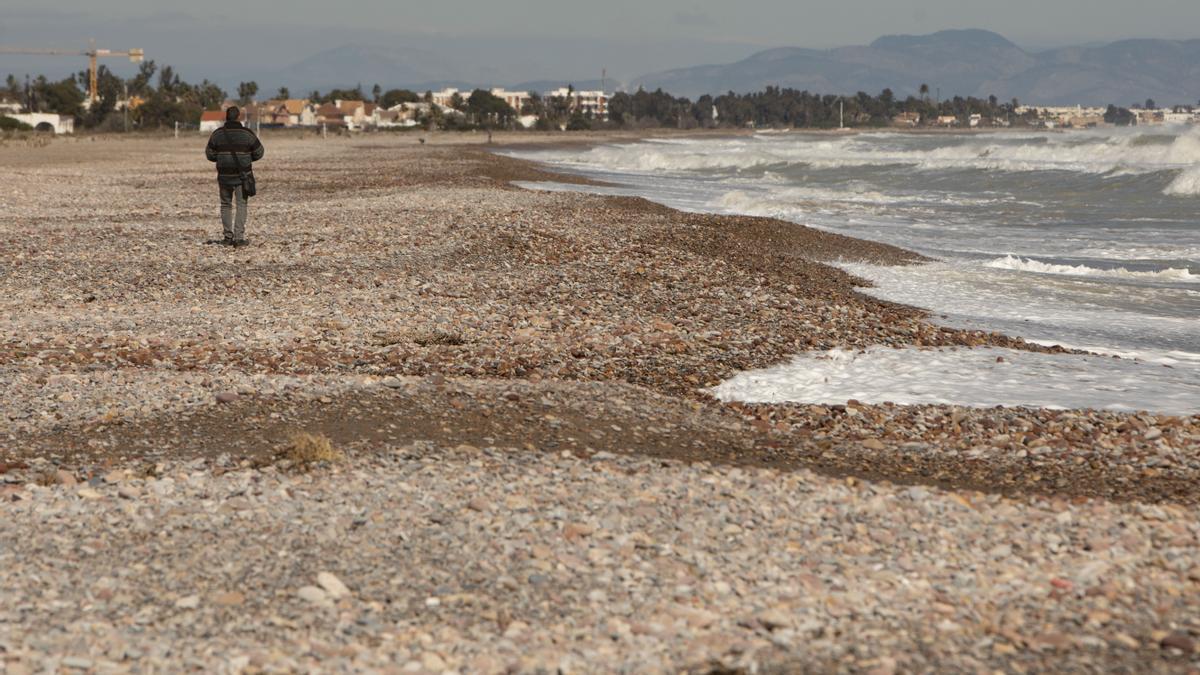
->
xmin=919 ymin=83 xmax=930 ymax=101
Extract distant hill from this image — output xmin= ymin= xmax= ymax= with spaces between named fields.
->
xmin=633 ymin=30 xmax=1200 ymax=105
xmin=267 ymin=45 xmax=607 ymax=95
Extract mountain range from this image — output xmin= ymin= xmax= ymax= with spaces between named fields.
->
xmin=632 ymin=30 xmax=1200 ymax=106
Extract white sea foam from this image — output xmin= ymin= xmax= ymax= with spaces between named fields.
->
xmin=538 ymin=128 xmax=1200 ymax=177
xmin=985 ymin=255 xmax=1199 ymax=283
xmin=709 ymin=346 xmax=1200 ymax=416
xmin=1163 ymin=165 xmax=1200 ymax=196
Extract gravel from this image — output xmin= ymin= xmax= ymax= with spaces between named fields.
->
xmin=1 ymin=132 xmax=1197 ymax=672
xmin=2 ymin=447 xmax=1198 ymax=673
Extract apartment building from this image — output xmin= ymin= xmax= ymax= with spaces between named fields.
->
xmin=545 ymin=88 xmax=610 ymax=119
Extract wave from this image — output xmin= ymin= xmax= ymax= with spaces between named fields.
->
xmin=538 ymin=128 xmax=1200 ymax=177
xmin=985 ymin=255 xmax=1199 ymax=283
xmin=1163 ymin=165 xmax=1200 ymax=196
xmin=712 ymin=186 xmax=925 ymax=212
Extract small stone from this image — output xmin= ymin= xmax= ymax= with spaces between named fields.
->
xmin=467 ymin=497 xmax=489 ymax=512
xmin=61 ymin=657 xmax=94 ymax=670
xmin=381 ymin=376 xmax=405 ymax=389
xmin=862 ymin=438 xmax=886 ymax=451
xmin=1111 ymin=632 xmax=1141 ymax=649
xmin=563 ymin=523 xmax=594 ymax=541
xmin=297 ymin=586 xmax=328 ymax=605
xmin=215 ymin=391 xmax=238 ymax=404
xmin=1144 ymin=428 xmax=1163 ymax=441
xmin=503 ymin=620 xmax=529 ymax=638
xmin=76 ymin=488 xmax=104 ymax=500
xmin=758 ymin=609 xmax=792 ymax=631
xmin=117 ymin=485 xmax=142 ymax=500
xmin=175 ymin=595 xmax=200 ymax=609
xmin=213 ymin=591 xmax=245 ymax=607
xmin=421 ymin=653 xmax=447 ymax=671
xmin=905 ymin=486 xmax=929 ymax=502
xmin=56 ymin=470 xmax=77 ymax=486
xmin=102 ymin=470 xmax=125 ymax=484
xmin=316 ymin=572 xmax=350 ymax=599
xmin=1161 ymin=632 xmax=1195 ymax=653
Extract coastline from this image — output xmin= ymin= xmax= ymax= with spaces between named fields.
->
xmin=2 ymin=132 xmax=1195 ymax=500
xmin=1 ymin=132 xmax=1198 ymax=673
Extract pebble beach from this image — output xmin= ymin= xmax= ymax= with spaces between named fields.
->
xmin=1 ymin=131 xmax=1198 ymax=673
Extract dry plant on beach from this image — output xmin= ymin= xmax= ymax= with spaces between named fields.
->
xmin=273 ymin=432 xmax=343 ymax=470
xmin=413 ymin=330 xmax=467 ymax=347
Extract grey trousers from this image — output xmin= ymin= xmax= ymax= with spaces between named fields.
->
xmin=219 ymin=183 xmax=248 ymax=240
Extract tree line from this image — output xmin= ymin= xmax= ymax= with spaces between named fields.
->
xmin=0 ymin=61 xmax=1165 ymax=132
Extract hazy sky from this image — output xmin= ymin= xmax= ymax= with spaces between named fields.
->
xmin=4 ymin=0 xmax=1200 ymax=87
xmin=12 ymin=0 xmax=1198 ymax=47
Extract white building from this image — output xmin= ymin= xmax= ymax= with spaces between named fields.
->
xmin=489 ymin=88 xmax=531 ymax=113
xmin=430 ymin=88 xmax=461 ymax=108
xmin=8 ymin=113 xmax=74 ymax=134
xmin=545 ymin=88 xmax=610 ymax=119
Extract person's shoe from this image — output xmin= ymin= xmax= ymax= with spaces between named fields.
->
xmin=221 ymin=236 xmax=236 ymax=246
xmin=233 ymin=238 xmax=250 ymax=248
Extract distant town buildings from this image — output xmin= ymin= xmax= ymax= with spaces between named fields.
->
xmin=431 ymin=87 xmax=532 ymax=113
xmin=10 ymin=80 xmax=1200 ymax=134
xmin=546 ymin=88 xmax=610 ymax=120
xmin=180 ymin=84 xmax=613 ymax=132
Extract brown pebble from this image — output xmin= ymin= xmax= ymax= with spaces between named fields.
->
xmin=1160 ymin=632 xmax=1195 ymax=653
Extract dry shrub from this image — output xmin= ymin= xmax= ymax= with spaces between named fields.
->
xmin=274 ymin=432 xmax=343 ymax=470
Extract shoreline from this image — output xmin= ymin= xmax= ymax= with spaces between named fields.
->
xmin=1 ymin=133 xmax=1198 ymax=673
xmin=2 ymin=134 xmax=1195 ymax=504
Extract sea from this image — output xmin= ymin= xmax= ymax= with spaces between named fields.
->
xmin=507 ymin=128 xmax=1200 ymax=416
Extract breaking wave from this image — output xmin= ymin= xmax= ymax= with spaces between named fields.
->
xmin=555 ymin=128 xmax=1200 ymax=177
xmin=985 ymin=255 xmax=1199 ymax=283
xmin=1163 ymin=165 xmax=1200 ymax=196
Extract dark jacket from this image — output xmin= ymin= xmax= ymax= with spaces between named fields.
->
xmin=205 ymin=121 xmax=264 ymax=186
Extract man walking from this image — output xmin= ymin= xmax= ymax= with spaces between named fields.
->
xmin=205 ymin=106 xmax=264 ymax=246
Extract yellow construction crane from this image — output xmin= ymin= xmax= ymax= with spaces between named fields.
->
xmin=0 ymin=40 xmax=144 ymax=104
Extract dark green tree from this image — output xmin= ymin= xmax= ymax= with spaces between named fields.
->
xmin=127 ymin=60 xmax=156 ymax=97
xmin=237 ymin=81 xmax=258 ymax=105
xmin=195 ymin=80 xmax=226 ymax=110
xmin=466 ymin=89 xmax=515 ymax=126
xmin=77 ymin=65 xmax=123 ymax=128
xmin=1105 ymin=104 xmax=1135 ymax=126
xmin=31 ymin=76 xmax=84 ymax=116
xmin=4 ymin=74 xmax=21 ymax=102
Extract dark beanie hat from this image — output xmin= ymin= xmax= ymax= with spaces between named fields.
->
xmin=226 ymin=106 xmax=240 ymax=121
